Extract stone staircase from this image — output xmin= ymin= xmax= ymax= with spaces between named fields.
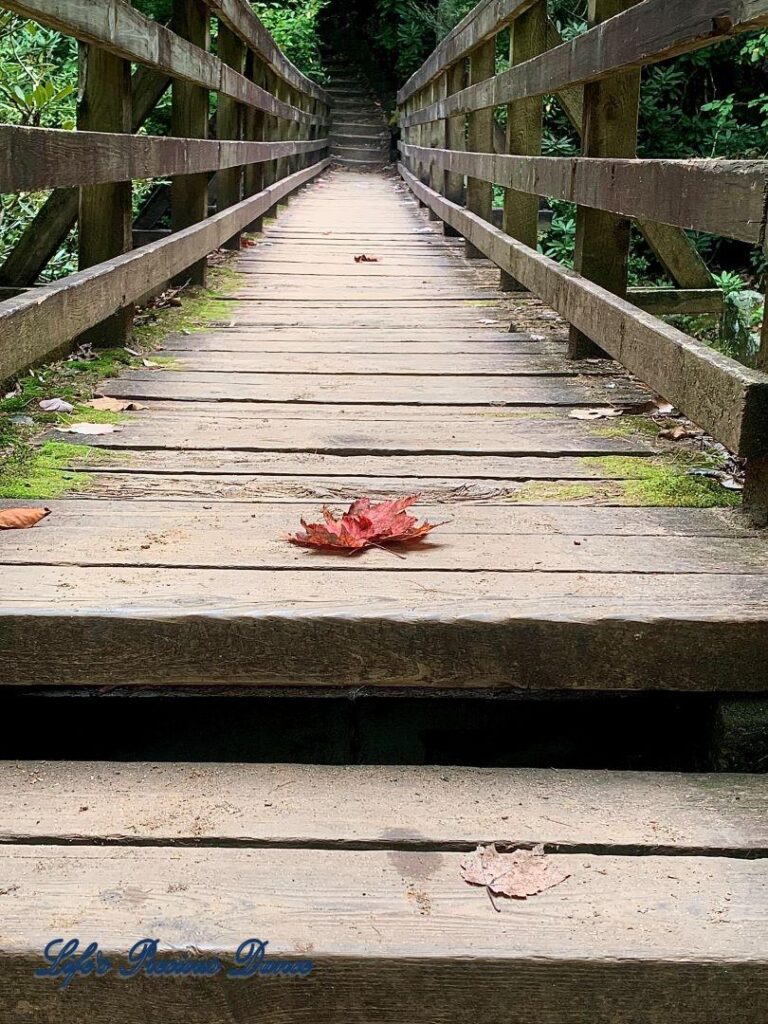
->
xmin=327 ymin=68 xmax=391 ymax=167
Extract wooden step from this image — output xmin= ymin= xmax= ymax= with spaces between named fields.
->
xmin=1 ymin=761 xmax=765 ymax=1022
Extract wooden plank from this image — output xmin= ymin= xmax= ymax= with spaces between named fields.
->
xmin=2 ymin=762 xmax=765 ymax=851
xmin=0 ymin=126 xmax=329 ymax=193
xmin=1 ymin=0 xmax=325 ymax=126
xmin=0 ymin=159 xmax=331 ymax=382
xmin=401 ymin=0 xmax=768 ymax=126
xmin=630 ymin=288 xmax=724 ymax=316
xmin=465 ymin=38 xmax=495 ymax=258
xmin=568 ymin=0 xmax=641 ymax=360
xmin=501 ymin=0 xmax=545 ymax=291
xmin=47 ymin=404 xmax=651 ymax=455
xmin=2 ymin=502 xmax=765 ymax=574
xmin=203 ymin=0 xmax=329 ymax=103
xmin=397 ymin=147 xmax=768 ymax=245
xmin=171 ymin=0 xmax=211 ymax=287
xmin=0 ymin=846 xmax=765 ymax=1023
xmin=3 ymin=565 xmax=768 ymax=689
xmin=76 ymin=34 xmax=133 ymax=347
xmin=216 ymin=20 xmax=246 ymax=250
xmin=63 ymin=449 xmax=648 ymax=479
xmin=398 ymin=0 xmax=537 ymax=103
xmin=155 ymin=351 xmax=611 ymax=373
xmin=101 ymin=370 xmax=645 ymax=405
xmin=399 ymin=164 xmax=768 ymax=457
xmin=0 ymin=67 xmax=169 ymax=287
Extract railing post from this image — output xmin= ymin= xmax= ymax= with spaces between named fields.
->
xmin=76 ymin=37 xmax=132 ymax=345
xmin=170 ymin=0 xmax=209 ymax=286
xmin=501 ymin=0 xmax=546 ymax=291
xmin=465 ymin=38 xmax=494 ymax=259
xmin=567 ymin=0 xmax=641 ymax=358
xmin=744 ymin=294 xmax=768 ymax=525
xmin=262 ymin=67 xmax=278 ymax=193
xmin=425 ymin=76 xmax=445 ymax=220
xmin=243 ymin=50 xmax=266 ymax=233
xmin=217 ymin=20 xmax=246 ymax=251
xmin=443 ymin=59 xmax=466 ymax=238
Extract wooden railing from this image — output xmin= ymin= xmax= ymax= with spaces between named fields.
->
xmin=0 ymin=0 xmax=331 ymax=380
xmin=398 ymin=0 xmax=768 ymax=519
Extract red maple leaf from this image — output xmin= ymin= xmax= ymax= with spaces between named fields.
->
xmin=287 ymin=495 xmax=444 ymax=553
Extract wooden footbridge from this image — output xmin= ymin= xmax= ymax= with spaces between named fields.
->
xmin=1 ymin=1 xmax=768 ymax=1020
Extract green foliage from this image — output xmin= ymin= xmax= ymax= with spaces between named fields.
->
xmin=250 ymin=0 xmax=329 ymax=80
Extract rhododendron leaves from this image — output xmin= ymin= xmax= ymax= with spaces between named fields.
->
xmin=0 ymin=507 xmax=51 ymax=530
xmin=287 ymin=495 xmax=443 ymax=553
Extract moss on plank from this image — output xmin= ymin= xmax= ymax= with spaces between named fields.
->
xmin=0 ymin=441 xmax=107 ymax=499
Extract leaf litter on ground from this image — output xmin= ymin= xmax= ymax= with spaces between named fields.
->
xmin=0 ymin=507 xmax=51 ymax=530
xmin=460 ymin=843 xmax=570 ymax=911
xmin=286 ymin=495 xmax=445 ymax=555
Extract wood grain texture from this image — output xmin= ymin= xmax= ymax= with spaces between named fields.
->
xmin=1 ymin=0 xmax=326 ymax=125
xmin=399 ymin=164 xmax=768 ymax=456
xmin=0 ymin=158 xmax=330 ymax=381
xmin=401 ymin=0 xmax=768 ymax=125
xmin=397 ymin=147 xmax=768 ymax=245
xmin=1 ymin=762 xmax=765 ymax=851
xmin=0 ymin=845 xmax=765 ymax=1022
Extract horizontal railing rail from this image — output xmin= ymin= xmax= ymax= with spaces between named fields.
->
xmin=398 ymin=0 xmax=768 ymax=520
xmin=0 ymin=0 xmax=331 ymax=381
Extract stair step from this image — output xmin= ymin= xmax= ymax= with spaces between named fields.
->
xmin=3 ymin=760 xmax=766 ymax=1022
xmin=331 ymin=145 xmax=390 ymax=162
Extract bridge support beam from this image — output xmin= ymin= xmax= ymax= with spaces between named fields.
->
xmin=501 ymin=0 xmax=546 ymax=292
xmin=76 ymin=36 xmax=133 ymax=346
xmin=465 ymin=39 xmax=494 ymax=259
xmin=171 ymin=0 xmax=210 ymax=287
xmin=568 ymin=0 xmax=641 ymax=359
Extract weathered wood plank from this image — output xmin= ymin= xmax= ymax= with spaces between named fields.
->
xmin=2 ymin=565 xmax=768 ymax=689
xmin=396 ymin=148 xmax=768 ymax=246
xmin=216 ymin=20 xmax=247 ymax=250
xmin=401 ymin=0 xmax=768 ymax=125
xmin=0 ymin=67 xmax=170 ymax=288
xmin=399 ymin=164 xmax=768 ymax=456
xmin=2 ymin=761 xmax=765 ymax=851
xmin=398 ymin=0 xmax=537 ymax=103
xmin=101 ymin=369 xmax=645 ymax=405
xmin=2 ymin=502 xmax=765 ymax=573
xmin=1 ymin=0 xmax=326 ymax=125
xmin=0 ymin=158 xmax=330 ymax=382
xmin=0 ymin=126 xmax=329 ymax=193
xmin=0 ymin=846 xmax=765 ymax=1023
xmin=76 ymin=34 xmax=133 ymax=346
xmin=203 ymin=0 xmax=329 ymax=103
xmin=465 ymin=38 xmax=495 ymax=258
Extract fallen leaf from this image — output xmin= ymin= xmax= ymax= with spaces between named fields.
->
xmin=0 ymin=507 xmax=51 ymax=530
xmin=720 ymin=475 xmax=744 ymax=491
xmin=569 ymin=407 xmax=622 ymax=420
xmin=660 ymin=425 xmax=695 ymax=441
xmin=287 ymin=495 xmax=444 ymax=553
xmin=354 ymin=254 xmax=379 ymax=263
xmin=86 ymin=397 xmax=145 ymax=412
xmin=460 ymin=843 xmax=570 ymax=909
xmin=142 ymin=358 xmax=161 ymax=368
xmin=39 ymin=398 xmax=74 ymax=413
xmin=64 ymin=422 xmax=121 ymax=435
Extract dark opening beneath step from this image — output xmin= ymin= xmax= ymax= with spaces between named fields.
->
xmin=0 ymin=692 xmax=739 ymax=771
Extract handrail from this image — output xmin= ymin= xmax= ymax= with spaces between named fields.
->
xmin=401 ymin=0 xmax=768 ymax=127
xmin=397 ymin=0 xmax=768 ymax=519
xmin=0 ymin=0 xmax=331 ymax=382
xmin=1 ymin=0 xmax=327 ymax=125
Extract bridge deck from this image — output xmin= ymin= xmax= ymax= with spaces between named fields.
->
xmin=2 ymin=168 xmax=768 ymax=691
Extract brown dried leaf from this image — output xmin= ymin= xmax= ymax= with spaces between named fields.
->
xmin=86 ymin=397 xmax=145 ymax=412
xmin=660 ymin=424 xmax=695 ymax=441
xmin=287 ymin=495 xmax=444 ymax=553
xmin=460 ymin=843 xmax=570 ymax=901
xmin=354 ymin=254 xmax=379 ymax=263
xmin=0 ymin=507 xmax=51 ymax=530
xmin=569 ymin=407 xmax=622 ymax=420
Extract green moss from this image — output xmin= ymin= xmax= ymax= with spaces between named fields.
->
xmin=580 ymin=456 xmax=739 ymax=507
xmin=510 ymin=481 xmax=607 ymax=504
xmin=0 ymin=441 xmax=105 ymax=499
xmin=592 ymin=415 xmax=665 ymax=440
